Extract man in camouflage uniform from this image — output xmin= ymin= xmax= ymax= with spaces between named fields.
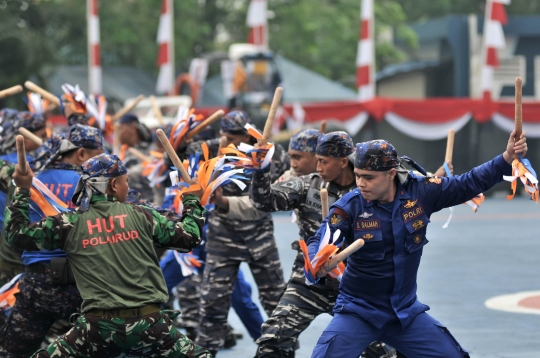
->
xmin=194 ymin=110 xmax=290 ymax=356
xmin=0 ymin=110 xmax=47 ymax=291
xmin=250 ymin=131 xmax=372 ymax=358
xmin=5 ymin=153 xmax=211 ymax=357
xmin=0 ymin=124 xmax=106 ymax=357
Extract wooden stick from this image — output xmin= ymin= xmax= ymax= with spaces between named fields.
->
xmin=323 ymin=239 xmax=365 ymax=274
xmin=185 ymin=109 xmax=225 ymax=140
xmin=16 ymin=135 xmax=27 ymax=175
xmin=319 ymin=120 xmax=327 ymax=134
xmin=320 ymin=188 xmax=329 ymax=219
xmin=155 ymin=128 xmax=191 ymax=183
xmin=0 ymin=85 xmax=23 ymax=99
xmin=18 ymin=127 xmax=43 ymax=146
xmin=111 ymin=94 xmax=144 ymax=122
xmin=127 ymin=147 xmax=153 ymax=163
xmin=445 ymin=129 xmax=455 ymax=165
xmin=218 ymin=136 xmax=228 ymax=155
xmin=260 ymin=87 xmax=283 ymax=146
xmin=113 ymin=122 xmax=120 ymax=156
xmin=24 ymin=81 xmax=60 ymax=106
xmin=515 ymin=77 xmax=522 ymax=139
xmin=149 ymin=95 xmax=164 ymax=126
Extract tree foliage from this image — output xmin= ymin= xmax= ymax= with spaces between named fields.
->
xmin=0 ymin=0 xmax=538 ymax=101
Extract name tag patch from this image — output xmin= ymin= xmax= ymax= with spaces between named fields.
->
xmin=354 ymin=219 xmax=381 ymax=231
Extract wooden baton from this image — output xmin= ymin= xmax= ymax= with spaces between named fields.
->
xmin=0 ymin=85 xmax=23 ymax=99
xmin=18 ymin=127 xmax=43 ymax=147
xmin=127 ymin=147 xmax=153 ymax=163
xmin=218 ymin=136 xmax=228 ymax=154
xmin=16 ymin=135 xmax=27 ymax=175
xmin=445 ymin=129 xmax=455 ymax=165
xmin=155 ymin=128 xmax=191 ymax=183
xmin=319 ymin=120 xmax=327 ymax=134
xmin=24 ymin=81 xmax=60 ymax=106
xmin=149 ymin=95 xmax=164 ymax=126
xmin=320 ymin=188 xmax=329 ymax=219
xmin=260 ymin=87 xmax=283 ymax=146
xmin=515 ymin=77 xmax=523 ymax=140
xmin=185 ymin=109 xmax=225 ymax=141
xmin=111 ymin=94 xmax=144 ymax=122
xmin=323 ymin=239 xmax=365 ymax=275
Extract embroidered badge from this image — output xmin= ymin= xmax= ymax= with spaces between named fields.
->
xmin=414 ymin=234 xmax=422 ymax=243
xmin=362 ymin=233 xmax=374 ymax=240
xmin=359 ymin=211 xmax=373 ymax=219
xmin=402 ymin=205 xmax=425 ymax=223
xmin=428 ymin=177 xmax=442 ymax=185
xmin=404 ymin=199 xmax=418 ymax=209
xmin=412 ymin=220 xmax=424 ymax=231
xmin=330 ymin=213 xmax=343 ymax=226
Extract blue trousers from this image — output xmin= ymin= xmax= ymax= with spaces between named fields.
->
xmin=311 ymin=311 xmax=469 ymax=358
xmin=160 ymin=251 xmax=264 ymax=340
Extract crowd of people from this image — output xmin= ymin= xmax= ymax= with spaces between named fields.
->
xmin=0 ymin=83 xmax=528 ymax=358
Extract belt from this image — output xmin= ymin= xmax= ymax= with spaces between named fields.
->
xmin=25 ymin=263 xmax=50 ymax=275
xmin=86 ymin=304 xmax=161 ymax=318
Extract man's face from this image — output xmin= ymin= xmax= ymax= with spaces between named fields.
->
xmin=118 ymin=123 xmax=139 ymax=146
xmin=113 ymin=174 xmax=130 ymax=203
xmin=25 ymin=128 xmax=48 ymax=152
xmin=354 ymin=168 xmax=396 ymax=202
xmin=316 ymin=155 xmax=346 ymax=182
xmin=289 ymin=150 xmax=317 ymax=176
xmin=219 ymin=130 xmax=251 ymax=147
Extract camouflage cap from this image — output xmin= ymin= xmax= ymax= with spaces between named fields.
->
xmin=315 ymin=131 xmax=354 ymax=158
xmin=220 ymin=110 xmax=251 ymax=135
xmin=354 ymin=140 xmax=398 ymax=171
xmin=72 ymin=153 xmax=128 ymax=211
xmin=0 ymin=108 xmax=19 ymax=125
xmin=290 ymin=129 xmax=321 ymax=153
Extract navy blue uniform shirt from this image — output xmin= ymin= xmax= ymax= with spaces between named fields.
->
xmin=307 ymin=154 xmax=512 ymax=330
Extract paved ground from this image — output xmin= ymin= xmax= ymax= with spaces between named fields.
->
xmin=208 ymin=196 xmax=540 ymax=358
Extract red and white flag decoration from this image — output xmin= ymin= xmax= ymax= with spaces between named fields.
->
xmin=247 ymin=0 xmax=268 ymax=49
xmin=156 ymin=0 xmax=175 ymax=94
xmin=356 ymin=0 xmax=375 ymax=102
xmin=87 ymin=0 xmax=101 ymax=95
xmin=481 ymin=0 xmax=510 ymax=100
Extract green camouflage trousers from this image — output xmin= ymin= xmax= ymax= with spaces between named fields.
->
xmin=32 ymin=310 xmax=213 ymax=358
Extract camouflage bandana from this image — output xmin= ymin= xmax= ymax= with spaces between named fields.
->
xmin=355 ymin=140 xmax=427 ymax=178
xmin=0 ymin=111 xmax=45 ymax=154
xmin=315 ymin=131 xmax=354 ymax=158
xmin=41 ymin=124 xmax=104 ymax=170
xmin=290 ymin=129 xmax=321 ymax=153
xmin=67 ymin=113 xmax=91 ymax=126
xmin=220 ymin=110 xmax=251 ymax=135
xmin=72 ymin=153 xmax=128 ymax=211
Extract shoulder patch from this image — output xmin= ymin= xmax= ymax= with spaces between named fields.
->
xmin=427 ymin=177 xmax=442 ymax=185
xmin=275 ymin=178 xmax=302 ymax=192
xmin=329 ymin=207 xmax=348 ymax=226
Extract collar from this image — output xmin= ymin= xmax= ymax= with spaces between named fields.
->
xmin=396 ymin=182 xmax=411 ymax=201
xmin=90 ymin=194 xmax=118 ymax=203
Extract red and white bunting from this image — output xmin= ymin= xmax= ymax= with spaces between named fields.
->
xmin=356 ymin=0 xmax=375 ymax=102
xmin=481 ymin=0 xmax=511 ymax=100
xmin=156 ymin=0 xmax=175 ymax=94
xmin=247 ymin=0 xmax=268 ymax=49
xmin=87 ymin=0 xmax=101 ymax=94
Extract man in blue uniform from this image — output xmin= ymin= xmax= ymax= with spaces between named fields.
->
xmin=307 ymin=131 xmax=527 ymax=358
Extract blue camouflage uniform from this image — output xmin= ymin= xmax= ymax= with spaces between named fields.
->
xmin=307 ymin=140 xmax=514 ymax=358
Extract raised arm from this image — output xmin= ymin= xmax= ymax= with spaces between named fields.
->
xmin=250 ymin=167 xmax=305 ymax=212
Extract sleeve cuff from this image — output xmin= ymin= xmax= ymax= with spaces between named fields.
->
xmin=15 ymin=188 xmax=30 ymax=196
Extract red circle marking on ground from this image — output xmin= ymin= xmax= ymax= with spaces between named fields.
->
xmin=518 ymin=295 xmax=540 ymax=310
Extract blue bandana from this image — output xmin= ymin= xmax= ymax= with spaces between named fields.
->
xmin=220 ymin=110 xmax=251 ymax=135
xmin=316 ymin=131 xmax=354 ymax=158
xmin=290 ymin=129 xmax=321 ymax=153
xmin=355 ymin=140 xmax=427 ymax=176
xmin=72 ymin=153 xmax=128 ymax=211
